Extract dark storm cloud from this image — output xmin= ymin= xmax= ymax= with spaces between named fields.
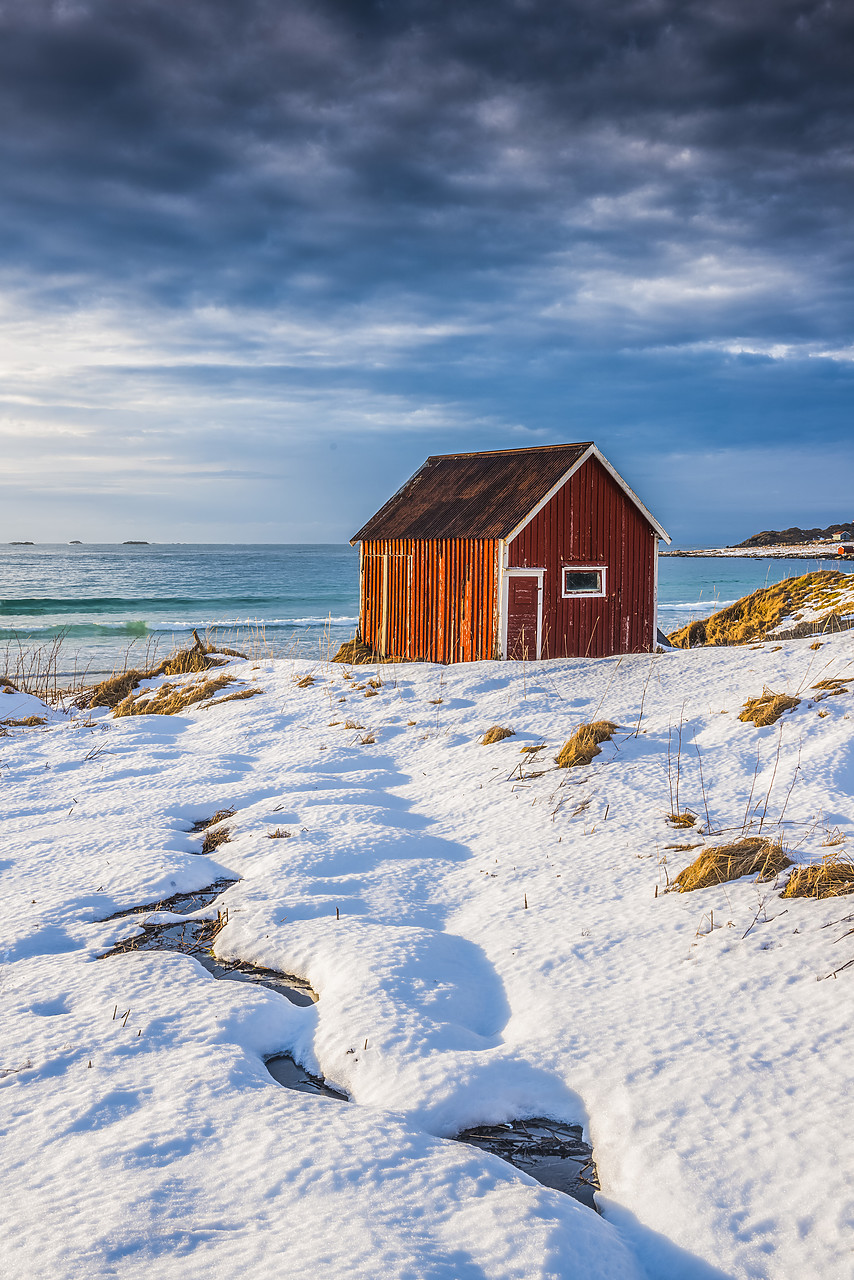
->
xmin=2 ymin=0 xmax=852 ymax=308
xmin=2 ymin=0 xmax=853 ymax=542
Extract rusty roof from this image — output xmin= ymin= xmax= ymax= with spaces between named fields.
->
xmin=352 ymin=443 xmax=594 ymax=542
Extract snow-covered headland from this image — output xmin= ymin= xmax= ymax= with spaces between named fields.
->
xmin=665 ymin=544 xmax=852 ymax=559
xmin=3 ymin=631 xmax=854 ymax=1279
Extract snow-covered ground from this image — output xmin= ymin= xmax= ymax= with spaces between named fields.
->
xmin=767 ymin=575 xmax=854 ymax=636
xmin=3 ymin=634 xmax=854 ymax=1280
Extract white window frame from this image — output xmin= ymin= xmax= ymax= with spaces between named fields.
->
xmin=561 ymin=564 xmax=607 ymax=599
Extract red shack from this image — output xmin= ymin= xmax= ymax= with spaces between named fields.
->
xmin=351 ymin=442 xmax=670 ymax=662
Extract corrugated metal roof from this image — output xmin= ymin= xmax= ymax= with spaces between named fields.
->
xmin=352 ymin=443 xmax=594 ymax=542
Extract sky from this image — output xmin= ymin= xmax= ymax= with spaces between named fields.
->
xmin=1 ymin=0 xmax=853 ymax=547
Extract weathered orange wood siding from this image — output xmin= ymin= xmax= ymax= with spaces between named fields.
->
xmin=360 ymin=538 xmax=499 ymax=662
xmin=507 ymin=455 xmax=655 ymax=657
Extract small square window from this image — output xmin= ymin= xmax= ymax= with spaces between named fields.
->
xmin=562 ymin=567 xmax=605 ymax=597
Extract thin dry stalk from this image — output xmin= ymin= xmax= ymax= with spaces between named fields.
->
xmin=742 ymin=743 xmax=762 ymax=834
xmin=2 ymin=629 xmax=85 ymax=704
xmin=694 ymin=742 xmax=713 ymax=833
xmin=632 ymin=655 xmax=656 ymax=737
xmin=757 ymin=725 xmax=783 ymax=834
xmin=667 ymin=719 xmax=674 ymax=815
xmin=777 ymin=741 xmax=802 ymax=830
xmin=673 ymin=709 xmax=685 ymax=815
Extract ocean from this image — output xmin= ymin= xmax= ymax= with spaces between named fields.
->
xmin=1 ymin=543 xmax=851 ymax=679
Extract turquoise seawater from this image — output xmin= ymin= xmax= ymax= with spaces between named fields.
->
xmin=0 ymin=544 xmax=360 ymax=677
xmin=1 ymin=543 xmax=851 ymax=678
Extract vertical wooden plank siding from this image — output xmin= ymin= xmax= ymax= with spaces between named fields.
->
xmin=507 ymin=456 xmax=655 ymax=657
xmin=360 ymin=538 xmax=498 ymax=663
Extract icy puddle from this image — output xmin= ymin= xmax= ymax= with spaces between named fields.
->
xmin=457 ymin=1119 xmax=600 ymax=1209
xmin=100 ymin=878 xmax=240 ymax=920
xmin=265 ymin=1054 xmax=349 ymax=1099
xmin=100 ymin=887 xmax=317 ymax=1007
xmin=101 ymin=887 xmax=598 ymax=1207
xmin=263 ymin=1057 xmax=599 ymax=1208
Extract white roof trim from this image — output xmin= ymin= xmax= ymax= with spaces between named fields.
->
xmin=504 ymin=444 xmax=671 ymax=546
xmin=503 ymin=447 xmax=594 ymax=544
xmin=590 ymin=447 xmax=671 ymax=543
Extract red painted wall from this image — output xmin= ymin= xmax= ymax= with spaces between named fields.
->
xmin=507 ymin=456 xmax=656 ymax=657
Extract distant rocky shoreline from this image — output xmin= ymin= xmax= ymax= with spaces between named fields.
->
xmin=663 ymin=545 xmax=852 ymax=559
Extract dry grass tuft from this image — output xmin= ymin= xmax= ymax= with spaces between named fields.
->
xmin=520 ymin=743 xmax=546 ymax=754
xmin=0 ymin=676 xmax=19 ymax=691
xmin=812 ymin=677 xmax=853 ymax=694
xmin=738 ymin=690 xmax=800 ymax=727
xmin=114 ymin=674 xmax=234 ymax=717
xmin=782 ymin=857 xmax=854 ymax=899
xmin=555 ymin=721 xmax=618 ymax=768
xmin=2 ymin=714 xmax=47 ymax=727
xmin=669 ymin=837 xmax=791 ymax=893
xmin=200 ymin=687 xmax=262 ymax=708
xmin=364 ymin=688 xmax=380 ymax=698
xmin=191 ymin=630 xmax=246 ymax=660
xmin=367 ymin=677 xmax=382 ymax=689
xmin=87 ymin=668 xmax=149 ymax=709
xmin=344 ymin=719 xmax=364 ymax=730
xmin=295 ymin=674 xmax=316 ymax=688
xmin=667 ymin=569 xmax=854 ymax=648
xmin=161 ymin=648 xmax=226 ymax=677
xmin=86 ymin=641 xmax=228 ymax=709
xmin=201 ymin=825 xmax=232 ymax=854
xmin=191 ymin=808 xmax=236 ymax=832
xmin=359 ymin=732 xmax=376 ymax=744
xmin=331 ymin=634 xmax=395 ymax=665
xmin=481 ymin=725 xmax=515 ymax=745
xmin=667 ymin=811 xmax=697 ymax=828
xmin=267 ymin=828 xmax=291 ymax=839
xmin=810 ymin=641 xmax=823 ymax=650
